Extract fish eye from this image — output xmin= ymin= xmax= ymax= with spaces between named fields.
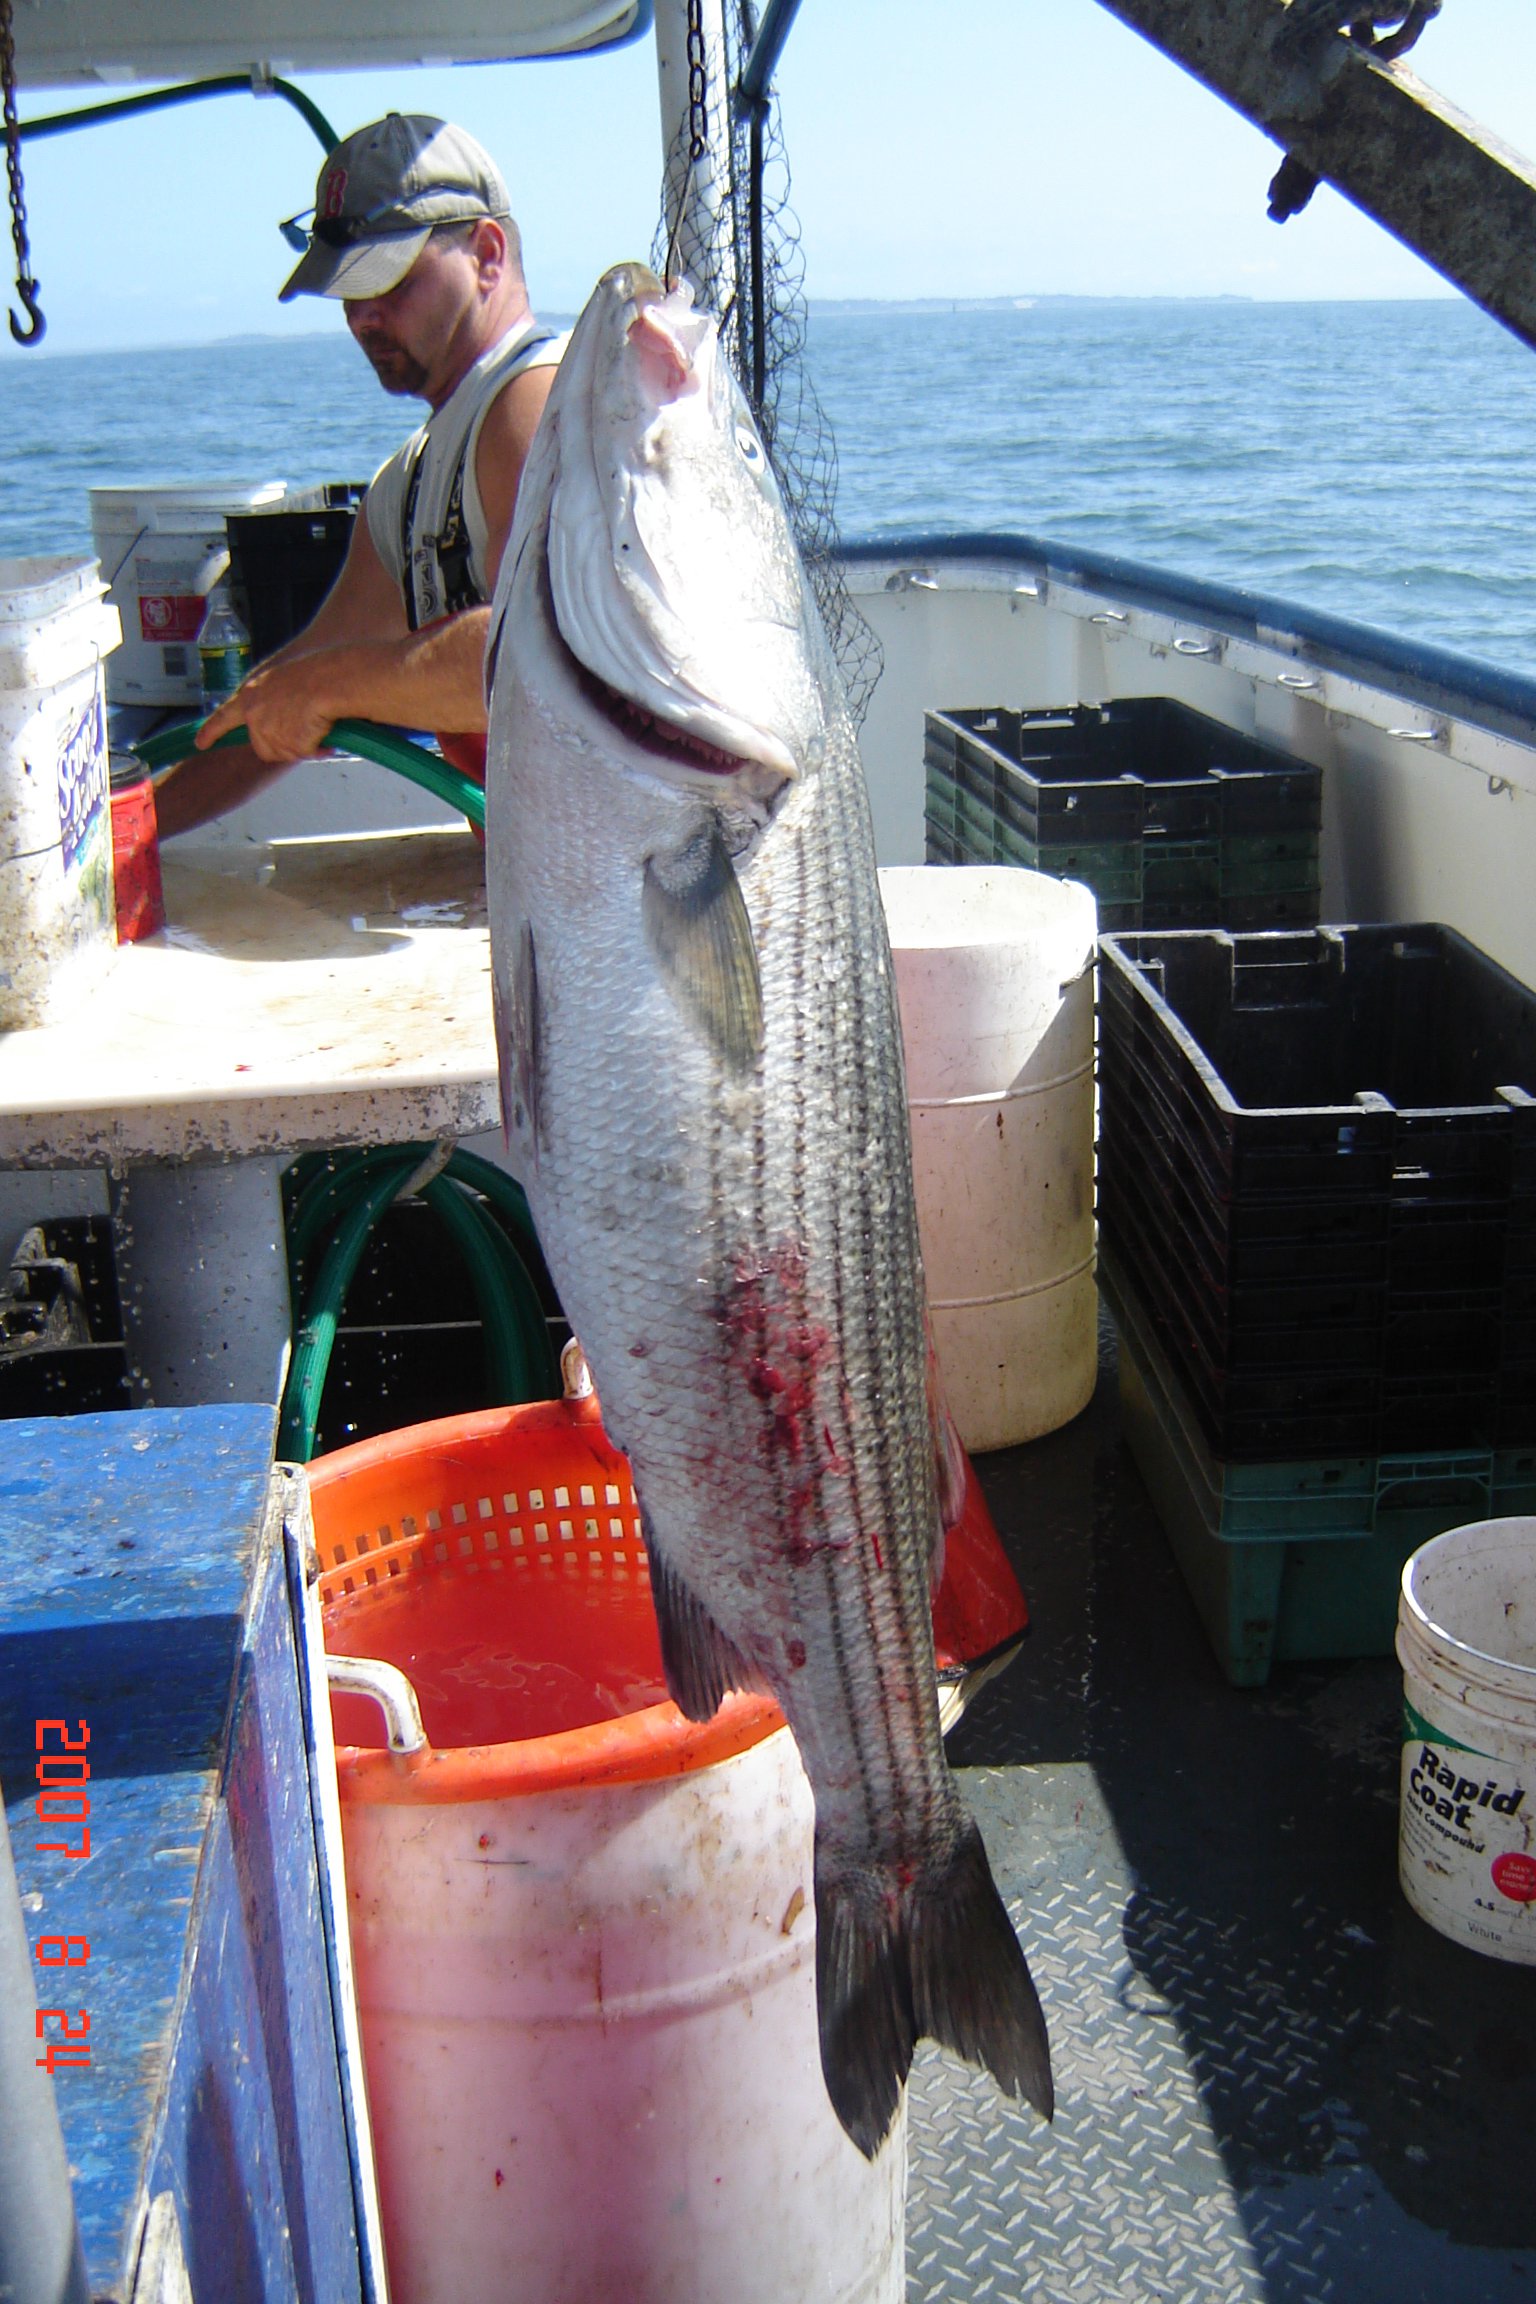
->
xmin=735 ymin=424 xmax=763 ymax=466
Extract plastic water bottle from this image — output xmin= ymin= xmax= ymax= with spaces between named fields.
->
xmin=198 ymin=585 xmax=251 ymax=713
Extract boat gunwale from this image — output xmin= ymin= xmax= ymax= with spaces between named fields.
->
xmin=841 ymin=527 xmax=1536 ymax=751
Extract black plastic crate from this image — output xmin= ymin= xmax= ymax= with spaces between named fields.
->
xmin=922 ymin=697 xmax=1323 ymax=931
xmin=226 ymin=486 xmax=365 ymax=663
xmin=1097 ymin=923 xmax=1536 ymax=1457
xmin=927 ymin=698 xmax=1321 ymax=841
xmin=1099 ymin=928 xmax=1536 ymax=1202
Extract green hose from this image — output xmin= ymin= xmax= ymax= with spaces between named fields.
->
xmin=280 ymin=1153 xmax=420 ymax=1461
xmin=285 ymin=1145 xmax=432 ymax=1287
xmin=430 ymin=1147 xmax=545 ymax=1279
xmin=418 ymin=1174 xmax=547 ymax=1405
xmin=279 ymin=1144 xmax=559 ymax=1462
xmin=131 ymin=714 xmax=486 ymax=832
xmin=286 ymin=1146 xmax=543 ymax=1297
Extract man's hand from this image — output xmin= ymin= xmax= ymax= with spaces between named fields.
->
xmin=196 ymin=648 xmax=347 ymax=764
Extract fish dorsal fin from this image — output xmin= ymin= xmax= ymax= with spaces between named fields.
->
xmin=642 ymin=818 xmax=763 ymax=1074
xmin=641 ymin=1511 xmax=768 ymax=1721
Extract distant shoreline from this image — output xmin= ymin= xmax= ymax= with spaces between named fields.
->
xmin=806 ymin=290 xmax=1459 ymax=317
xmin=1 ymin=289 xmax=1466 ymax=363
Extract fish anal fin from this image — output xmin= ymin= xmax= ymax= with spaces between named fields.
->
xmin=513 ymin=920 xmax=544 ymax=1151
xmin=491 ymin=959 xmax=517 ymax=1148
xmin=815 ymin=1816 xmax=1054 ymax=2160
xmin=641 ymin=1515 xmax=766 ymax=1722
xmin=925 ymin=1320 xmax=968 ymax=1594
xmin=642 ymin=819 xmax=762 ymax=1074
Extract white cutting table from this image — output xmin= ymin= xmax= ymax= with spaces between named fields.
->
xmin=0 ymin=827 xmax=502 ymax=1407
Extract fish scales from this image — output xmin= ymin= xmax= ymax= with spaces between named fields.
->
xmin=487 ymin=262 xmax=1052 ymax=2156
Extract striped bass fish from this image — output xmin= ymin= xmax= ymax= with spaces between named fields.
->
xmin=484 ymin=261 xmax=1053 ymax=2156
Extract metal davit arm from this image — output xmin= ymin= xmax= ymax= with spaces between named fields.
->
xmin=1093 ymin=0 xmax=1536 ymax=353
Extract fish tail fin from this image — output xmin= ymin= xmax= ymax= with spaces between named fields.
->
xmin=815 ymin=1818 xmax=1053 ymax=2160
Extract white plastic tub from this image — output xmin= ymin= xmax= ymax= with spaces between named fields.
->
xmin=0 ymin=556 xmax=121 ymax=1030
xmin=1397 ymin=1516 xmax=1536 ymax=1962
xmin=880 ymin=865 xmax=1099 ymax=1451
xmin=90 ymin=480 xmax=286 ymax=704
xmin=311 ymin=1397 xmax=906 ymax=2304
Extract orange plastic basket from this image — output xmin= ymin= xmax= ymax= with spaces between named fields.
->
xmin=309 ymin=1387 xmax=1027 ymax=1807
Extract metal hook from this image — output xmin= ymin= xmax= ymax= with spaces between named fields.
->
xmin=8 ymin=275 xmax=45 ymax=346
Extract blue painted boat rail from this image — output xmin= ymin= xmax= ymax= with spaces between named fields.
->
xmin=840 ymin=529 xmax=1536 ymax=751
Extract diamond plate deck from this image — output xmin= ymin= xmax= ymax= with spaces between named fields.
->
xmin=908 ymin=1314 xmax=1536 ymax=2303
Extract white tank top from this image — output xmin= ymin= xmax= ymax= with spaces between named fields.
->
xmin=364 ymin=317 xmax=564 ymax=628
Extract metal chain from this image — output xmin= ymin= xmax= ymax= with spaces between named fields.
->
xmin=662 ymin=0 xmax=712 ymax=287
xmin=685 ymin=0 xmax=709 ymax=167
xmin=0 ymin=0 xmax=44 ymax=342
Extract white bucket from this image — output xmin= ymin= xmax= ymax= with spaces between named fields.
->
xmin=90 ymin=480 xmax=286 ymax=704
xmin=1396 ymin=1516 xmax=1536 ymax=1962
xmin=340 ymin=1728 xmax=905 ymax=2304
xmin=311 ymin=1399 xmax=904 ymax=2304
xmin=879 ymin=864 xmax=1099 ymax=1452
xmin=0 ymin=556 xmax=121 ymax=1030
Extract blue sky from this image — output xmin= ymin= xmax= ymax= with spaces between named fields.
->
xmin=6 ymin=0 xmax=1535 ymax=354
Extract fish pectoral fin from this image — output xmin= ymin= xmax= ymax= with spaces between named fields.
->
xmin=641 ymin=819 xmax=763 ymax=1074
xmin=814 ymin=1817 xmax=1054 ymax=2160
xmin=641 ymin=1515 xmax=767 ymax=1722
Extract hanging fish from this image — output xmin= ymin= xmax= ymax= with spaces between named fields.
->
xmin=485 ymin=261 xmax=1053 ymax=2157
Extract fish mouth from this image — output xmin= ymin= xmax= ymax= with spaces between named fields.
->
xmin=568 ymin=645 xmax=750 ymax=779
xmin=540 ymin=551 xmax=781 ymax=784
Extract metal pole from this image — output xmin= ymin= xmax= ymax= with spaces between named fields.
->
xmin=0 ymin=1786 xmax=90 ymax=2304
xmin=20 ymin=72 xmax=337 ymax=154
xmin=735 ymin=0 xmax=803 ymax=115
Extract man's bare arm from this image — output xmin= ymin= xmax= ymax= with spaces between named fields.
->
xmin=476 ymin=362 xmax=557 ymax=596
xmin=152 ymin=515 xmax=409 ymax=836
xmin=154 ymin=358 xmax=558 ymax=836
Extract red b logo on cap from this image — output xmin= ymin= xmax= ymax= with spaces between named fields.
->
xmin=321 ymin=166 xmax=349 ymax=218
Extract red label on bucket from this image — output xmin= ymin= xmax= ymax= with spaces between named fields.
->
xmin=138 ymin=594 xmax=207 ymax=642
xmin=1490 ymin=1851 xmax=1536 ymax=1903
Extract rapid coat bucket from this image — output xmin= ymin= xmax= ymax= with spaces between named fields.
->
xmin=879 ymin=865 xmax=1099 ymax=1451
xmin=1396 ymin=1516 xmax=1536 ymax=1962
xmin=0 ymin=557 xmax=120 ymax=1029
xmin=89 ymin=481 xmax=286 ymax=704
xmin=309 ymin=1392 xmax=915 ymax=2304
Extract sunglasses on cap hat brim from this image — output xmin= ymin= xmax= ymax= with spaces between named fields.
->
xmin=279 ymin=185 xmax=496 ymax=255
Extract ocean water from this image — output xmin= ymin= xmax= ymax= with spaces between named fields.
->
xmin=7 ymin=297 xmax=1536 ymax=675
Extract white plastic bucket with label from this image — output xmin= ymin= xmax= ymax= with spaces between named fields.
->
xmin=879 ymin=865 xmax=1099 ymax=1452
xmin=0 ymin=556 xmax=121 ymax=1029
xmin=1396 ymin=1516 xmax=1536 ymax=1962
xmin=90 ymin=481 xmax=286 ymax=704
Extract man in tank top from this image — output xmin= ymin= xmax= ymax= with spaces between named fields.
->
xmin=152 ymin=115 xmax=563 ymax=835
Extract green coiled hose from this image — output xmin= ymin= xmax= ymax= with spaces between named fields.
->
xmin=279 ymin=1146 xmax=560 ymax=1463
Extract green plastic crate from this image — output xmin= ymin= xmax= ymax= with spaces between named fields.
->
xmin=1108 ymin=1256 xmax=1536 ymax=1686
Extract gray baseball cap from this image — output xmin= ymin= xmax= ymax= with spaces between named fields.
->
xmin=278 ymin=114 xmax=511 ymax=303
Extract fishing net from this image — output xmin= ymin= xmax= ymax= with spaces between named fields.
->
xmin=652 ymin=0 xmax=883 ymax=726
